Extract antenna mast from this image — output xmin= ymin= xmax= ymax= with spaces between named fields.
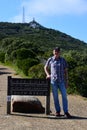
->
xmin=22 ymin=6 xmax=25 ymax=23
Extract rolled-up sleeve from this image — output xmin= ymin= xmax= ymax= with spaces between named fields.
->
xmin=45 ymin=58 xmax=51 ymax=67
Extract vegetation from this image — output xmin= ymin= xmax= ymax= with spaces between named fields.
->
xmin=0 ymin=20 xmax=87 ymax=97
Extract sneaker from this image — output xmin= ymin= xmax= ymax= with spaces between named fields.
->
xmin=65 ymin=112 xmax=72 ymax=118
xmin=55 ymin=112 xmax=61 ymax=116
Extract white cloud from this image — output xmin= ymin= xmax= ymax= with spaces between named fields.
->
xmin=21 ymin=0 xmax=87 ymax=16
xmin=11 ymin=0 xmax=87 ymax=23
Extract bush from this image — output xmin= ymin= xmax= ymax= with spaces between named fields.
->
xmin=16 ymin=48 xmax=36 ymax=60
xmin=28 ymin=63 xmax=45 ymax=78
xmin=68 ymin=70 xmax=79 ymax=94
xmin=0 ymin=52 xmax=5 ymax=63
xmin=74 ymin=66 xmax=87 ymax=97
xmin=67 ymin=65 xmax=87 ymax=97
xmin=16 ymin=58 xmax=40 ymax=76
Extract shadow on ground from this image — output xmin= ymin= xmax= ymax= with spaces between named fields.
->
xmin=0 ymin=68 xmax=8 ymax=70
xmin=0 ymin=67 xmax=12 ymax=75
xmin=0 ymin=71 xmax=12 ymax=75
xmin=9 ymin=113 xmax=87 ymax=120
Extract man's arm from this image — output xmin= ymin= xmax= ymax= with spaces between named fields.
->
xmin=44 ymin=65 xmax=51 ymax=79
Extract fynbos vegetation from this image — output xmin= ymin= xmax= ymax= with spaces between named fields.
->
xmin=0 ymin=20 xmax=87 ymax=97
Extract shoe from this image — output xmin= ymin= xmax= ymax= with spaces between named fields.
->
xmin=55 ymin=112 xmax=60 ymax=116
xmin=65 ymin=112 xmax=72 ymax=118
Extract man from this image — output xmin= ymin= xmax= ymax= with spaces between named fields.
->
xmin=44 ymin=47 xmax=71 ymax=118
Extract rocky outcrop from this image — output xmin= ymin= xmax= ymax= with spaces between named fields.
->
xmin=11 ymin=96 xmax=45 ymax=113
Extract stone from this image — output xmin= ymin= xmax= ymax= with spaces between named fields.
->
xmin=11 ymin=96 xmax=45 ymax=113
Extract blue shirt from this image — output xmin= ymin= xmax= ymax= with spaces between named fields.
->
xmin=45 ymin=56 xmax=68 ymax=82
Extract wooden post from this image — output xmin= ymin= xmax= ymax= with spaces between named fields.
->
xmin=45 ymin=79 xmax=50 ymax=115
xmin=45 ymin=95 xmax=50 ymax=115
xmin=7 ymin=98 xmax=11 ymax=114
xmin=7 ymin=76 xmax=11 ymax=114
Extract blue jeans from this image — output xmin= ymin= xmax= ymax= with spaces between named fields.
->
xmin=51 ymin=80 xmax=68 ymax=113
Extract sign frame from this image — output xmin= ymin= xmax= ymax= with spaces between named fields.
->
xmin=7 ymin=76 xmax=50 ymax=115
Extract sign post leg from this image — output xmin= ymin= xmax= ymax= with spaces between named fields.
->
xmin=7 ymin=96 xmax=11 ymax=114
xmin=7 ymin=101 xmax=11 ymax=114
xmin=45 ymin=95 xmax=50 ymax=115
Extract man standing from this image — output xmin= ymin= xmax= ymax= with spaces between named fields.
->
xmin=44 ymin=47 xmax=71 ymax=118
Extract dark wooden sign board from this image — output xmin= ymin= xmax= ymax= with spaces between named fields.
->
xmin=7 ymin=76 xmax=50 ymax=115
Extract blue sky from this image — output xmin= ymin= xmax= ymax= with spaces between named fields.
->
xmin=0 ymin=0 xmax=87 ymax=43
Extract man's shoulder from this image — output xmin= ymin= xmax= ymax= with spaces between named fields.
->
xmin=46 ymin=57 xmax=54 ymax=64
xmin=60 ymin=57 xmax=64 ymax=60
xmin=48 ymin=56 xmax=53 ymax=61
xmin=60 ymin=57 xmax=66 ymax=62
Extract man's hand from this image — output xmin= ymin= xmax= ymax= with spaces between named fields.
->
xmin=46 ymin=74 xmax=51 ymax=79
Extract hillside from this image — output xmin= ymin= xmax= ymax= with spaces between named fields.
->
xmin=0 ymin=20 xmax=87 ymax=97
xmin=0 ymin=20 xmax=87 ymax=52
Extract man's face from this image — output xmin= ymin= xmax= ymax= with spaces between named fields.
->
xmin=53 ymin=50 xmax=60 ymax=58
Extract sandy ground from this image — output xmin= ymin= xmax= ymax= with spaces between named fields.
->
xmin=0 ymin=65 xmax=87 ymax=130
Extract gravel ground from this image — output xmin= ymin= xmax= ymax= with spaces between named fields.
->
xmin=0 ymin=65 xmax=87 ymax=130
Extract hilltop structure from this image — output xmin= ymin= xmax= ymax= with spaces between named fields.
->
xmin=28 ymin=18 xmax=44 ymax=29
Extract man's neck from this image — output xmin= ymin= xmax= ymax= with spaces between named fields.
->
xmin=54 ymin=55 xmax=60 ymax=58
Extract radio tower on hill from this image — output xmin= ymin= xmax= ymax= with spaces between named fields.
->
xmin=22 ymin=6 xmax=25 ymax=23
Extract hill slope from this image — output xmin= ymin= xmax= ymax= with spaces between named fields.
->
xmin=0 ymin=20 xmax=87 ymax=52
xmin=0 ymin=20 xmax=87 ymax=97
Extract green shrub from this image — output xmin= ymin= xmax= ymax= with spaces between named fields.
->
xmin=68 ymin=70 xmax=79 ymax=94
xmin=16 ymin=58 xmax=39 ymax=76
xmin=74 ymin=66 xmax=87 ymax=97
xmin=28 ymin=63 xmax=45 ymax=78
xmin=16 ymin=48 xmax=36 ymax=60
xmin=67 ymin=66 xmax=87 ymax=97
xmin=0 ymin=52 xmax=5 ymax=63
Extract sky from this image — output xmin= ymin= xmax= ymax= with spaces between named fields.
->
xmin=0 ymin=0 xmax=87 ymax=43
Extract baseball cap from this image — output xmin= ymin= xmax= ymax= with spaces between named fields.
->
xmin=54 ymin=47 xmax=60 ymax=52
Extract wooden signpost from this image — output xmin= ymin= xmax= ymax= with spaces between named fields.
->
xmin=7 ymin=76 xmax=50 ymax=115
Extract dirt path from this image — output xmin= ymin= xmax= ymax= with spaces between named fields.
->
xmin=0 ymin=65 xmax=87 ymax=130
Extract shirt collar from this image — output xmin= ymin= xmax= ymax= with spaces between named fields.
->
xmin=52 ymin=56 xmax=60 ymax=60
